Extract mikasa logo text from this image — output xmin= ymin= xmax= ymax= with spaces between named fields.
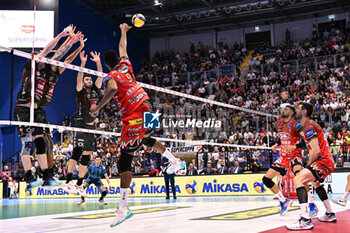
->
xmin=163 ymin=118 xmax=221 ymax=128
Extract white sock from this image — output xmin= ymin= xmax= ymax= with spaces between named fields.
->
xmin=300 ymin=203 xmax=309 ymax=218
xmin=323 ymin=199 xmax=333 ymax=213
xmin=308 ymin=191 xmax=314 ymax=203
xmin=162 ymin=150 xmax=176 ymax=163
xmin=343 ymin=192 xmax=350 ymax=200
xmin=276 ymin=191 xmax=286 ymax=203
xmin=119 ymin=188 xmax=129 ymax=209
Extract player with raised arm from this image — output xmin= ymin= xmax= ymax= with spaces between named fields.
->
xmin=14 ymin=26 xmax=82 ymax=192
xmin=90 ymin=23 xmax=185 ymax=227
xmin=61 ymin=50 xmax=103 ymax=196
xmin=286 ymin=102 xmax=336 ymax=230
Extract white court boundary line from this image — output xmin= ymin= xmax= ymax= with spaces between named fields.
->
xmin=0 ymin=45 xmax=278 ymax=118
xmin=0 ymin=120 xmax=271 ymax=149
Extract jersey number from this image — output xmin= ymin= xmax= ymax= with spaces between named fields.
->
xmin=126 ymin=74 xmax=133 ymax=83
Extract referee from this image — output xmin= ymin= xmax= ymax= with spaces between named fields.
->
xmin=161 ymin=155 xmax=177 ymax=199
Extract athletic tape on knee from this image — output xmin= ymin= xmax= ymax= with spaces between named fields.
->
xmin=71 ymin=147 xmax=83 ymax=161
xmin=316 ymin=186 xmax=328 ymax=201
xmin=118 ymin=151 xmax=133 ymax=172
xmin=80 ymin=155 xmax=90 ymax=166
xmin=34 ymin=137 xmax=46 ymax=154
xmin=142 ymin=137 xmax=156 ymax=147
xmin=21 ymin=133 xmax=33 ymax=155
xmin=262 ymin=176 xmax=275 ymax=189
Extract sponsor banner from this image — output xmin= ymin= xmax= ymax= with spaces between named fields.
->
xmin=167 ymin=146 xmax=202 ymax=154
xmin=19 ymin=174 xmax=275 ymax=199
xmin=0 ymin=182 xmax=2 ymax=199
xmin=308 ymin=172 xmax=350 ymax=194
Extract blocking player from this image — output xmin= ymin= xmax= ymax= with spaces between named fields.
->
xmin=263 ymin=105 xmax=318 ymax=216
xmin=90 ymin=23 xmax=185 ymax=227
xmin=76 ymin=155 xmax=112 ymax=205
xmin=286 ymin=103 xmax=336 ymax=230
xmin=14 ymin=26 xmax=82 ymax=191
xmin=61 ymin=50 xmax=103 ymax=195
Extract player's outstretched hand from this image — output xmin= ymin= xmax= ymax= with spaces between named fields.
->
xmin=79 ymin=50 xmax=87 ymax=64
xmin=120 ymin=23 xmax=132 ymax=32
xmin=90 ymin=51 xmax=101 ymax=63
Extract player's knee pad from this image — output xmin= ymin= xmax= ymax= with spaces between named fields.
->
xmin=34 ymin=137 xmax=46 ymax=154
xmin=102 ymin=190 xmax=107 ymax=197
xmin=262 ymin=176 xmax=275 ymax=189
xmin=20 ymin=133 xmax=33 ymax=155
xmin=315 ymin=185 xmax=328 ymax=201
xmin=43 ymin=134 xmax=54 ymax=154
xmin=80 ymin=155 xmax=90 ymax=166
xmin=71 ymin=147 xmax=83 ymax=162
xmin=118 ymin=150 xmax=133 ymax=173
xmin=142 ymin=137 xmax=156 ymax=147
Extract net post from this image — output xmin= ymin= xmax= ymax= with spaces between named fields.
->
xmin=30 ymin=54 xmax=35 ymax=123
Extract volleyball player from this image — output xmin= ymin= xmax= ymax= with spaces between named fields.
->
xmin=286 ymin=103 xmax=336 ymax=230
xmin=263 ymin=105 xmax=318 ymax=216
xmin=61 ymin=50 xmax=103 ymax=195
xmin=76 ymin=155 xmax=112 ymax=205
xmin=14 ymin=26 xmax=82 ymax=191
xmin=90 ymin=23 xmax=185 ymax=227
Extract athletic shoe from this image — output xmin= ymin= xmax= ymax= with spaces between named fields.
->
xmin=332 ymin=198 xmax=347 ymax=207
xmin=99 ymin=199 xmax=108 ymax=205
xmin=280 ymin=198 xmax=293 ymax=216
xmin=75 ymin=185 xmax=88 ymax=198
xmin=110 ymin=207 xmax=133 ymax=227
xmin=166 ymin=159 xmax=186 ymax=174
xmin=61 ymin=181 xmax=78 ymax=195
xmin=286 ymin=216 xmax=314 ymax=230
xmin=76 ymin=199 xmax=85 ymax=206
xmin=26 ymin=177 xmax=43 ymax=189
xmin=42 ymin=175 xmax=62 ymax=187
xmin=318 ymin=212 xmax=337 ymax=222
xmin=309 ymin=203 xmax=319 ymax=218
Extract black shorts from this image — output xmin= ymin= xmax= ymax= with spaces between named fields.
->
xmin=270 ymin=157 xmax=303 ymax=176
xmin=14 ymin=106 xmax=47 ymax=137
xmin=74 ymin=120 xmax=94 ymax=151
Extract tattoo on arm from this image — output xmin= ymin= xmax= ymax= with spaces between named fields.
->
xmin=52 ymin=44 xmax=72 ymax=61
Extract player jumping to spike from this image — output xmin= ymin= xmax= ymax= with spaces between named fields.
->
xmin=91 ymin=23 xmax=185 ymax=227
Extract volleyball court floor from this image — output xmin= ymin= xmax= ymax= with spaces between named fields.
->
xmin=1 ymin=195 xmax=349 ymax=233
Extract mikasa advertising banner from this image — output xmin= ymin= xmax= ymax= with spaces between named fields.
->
xmin=19 ymin=174 xmax=276 ymax=199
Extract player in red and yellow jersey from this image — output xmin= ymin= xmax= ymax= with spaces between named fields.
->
xmin=91 ymin=23 xmax=185 ymax=228
xmin=262 ymin=105 xmax=317 ymax=216
xmin=286 ymin=102 xmax=336 ymax=231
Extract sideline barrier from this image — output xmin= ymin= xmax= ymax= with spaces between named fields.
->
xmin=19 ymin=174 xmax=275 ymax=198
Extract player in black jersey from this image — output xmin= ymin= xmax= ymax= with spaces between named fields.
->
xmin=62 ymin=50 xmax=103 ymax=195
xmin=14 ymin=26 xmax=84 ymax=191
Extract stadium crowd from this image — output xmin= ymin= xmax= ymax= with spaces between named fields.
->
xmin=3 ymin=22 xmax=350 ymax=186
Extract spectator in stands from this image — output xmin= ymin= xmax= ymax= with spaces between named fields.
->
xmin=149 ymin=165 xmax=159 ymax=177
xmin=200 ymin=162 xmax=215 ymax=175
xmin=250 ymin=155 xmax=261 ymax=173
xmin=8 ymin=177 xmax=18 ymax=199
xmin=336 ymin=157 xmax=344 ymax=168
xmin=229 ymin=161 xmax=243 ymax=174
xmin=186 ymin=163 xmax=198 ymax=176
xmin=216 ymin=160 xmax=228 ymax=174
xmin=1 ymin=165 xmax=11 ymax=198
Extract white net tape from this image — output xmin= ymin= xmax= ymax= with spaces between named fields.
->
xmin=0 ymin=45 xmax=275 ymax=150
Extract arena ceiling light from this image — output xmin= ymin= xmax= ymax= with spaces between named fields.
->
xmin=277 ymin=0 xmax=285 ymax=6
xmin=195 ymin=12 xmax=201 ymax=18
xmin=176 ymin=15 xmax=183 ymax=21
xmin=204 ymin=11 xmax=211 ymax=17
xmin=154 ymin=0 xmax=162 ymax=6
xmin=213 ymin=9 xmax=221 ymax=16
xmin=255 ymin=26 xmax=260 ymax=31
xmin=186 ymin=14 xmax=192 ymax=20
xmin=245 ymin=4 xmax=253 ymax=11
xmin=256 ymin=2 xmax=263 ymax=9
xmin=328 ymin=14 xmax=335 ymax=20
xmin=288 ymin=0 xmax=296 ymax=4
xmin=267 ymin=0 xmax=274 ymax=7
xmin=224 ymin=7 xmax=232 ymax=14
xmin=235 ymin=6 xmax=242 ymax=13
xmin=164 ymin=17 xmax=170 ymax=22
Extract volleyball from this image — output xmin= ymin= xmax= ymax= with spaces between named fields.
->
xmin=253 ymin=181 xmax=266 ymax=193
xmin=132 ymin=13 xmax=146 ymax=27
